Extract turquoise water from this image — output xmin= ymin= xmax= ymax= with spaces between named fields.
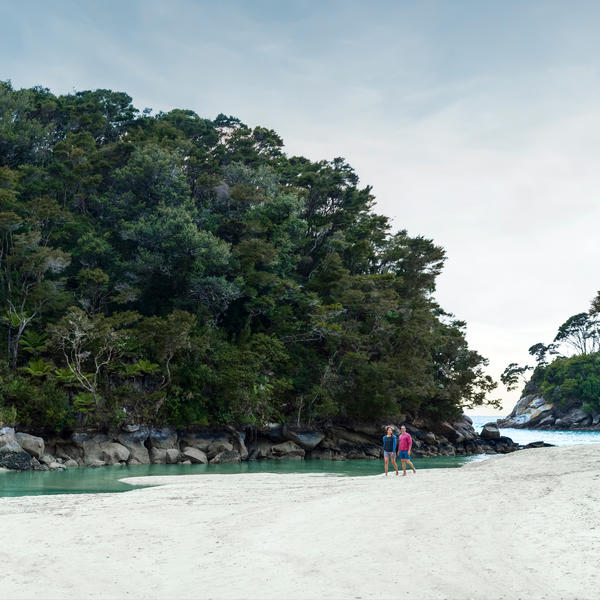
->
xmin=470 ymin=416 xmax=600 ymax=446
xmin=0 ymin=455 xmax=483 ymax=498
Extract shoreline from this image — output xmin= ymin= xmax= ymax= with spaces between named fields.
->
xmin=2 ymin=444 xmax=599 ymax=600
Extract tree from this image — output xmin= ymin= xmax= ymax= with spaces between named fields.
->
xmin=554 ymin=313 xmax=600 ymax=356
xmin=500 ymin=362 xmax=533 ymax=392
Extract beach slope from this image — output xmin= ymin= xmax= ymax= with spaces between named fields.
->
xmin=1 ymin=444 xmax=598 ymax=600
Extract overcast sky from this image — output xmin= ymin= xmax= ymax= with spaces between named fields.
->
xmin=3 ymin=0 xmax=599 ymax=414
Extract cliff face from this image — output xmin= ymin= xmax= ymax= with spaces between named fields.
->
xmin=498 ymin=394 xmax=600 ymax=430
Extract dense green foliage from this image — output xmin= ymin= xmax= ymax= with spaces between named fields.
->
xmin=503 ymin=311 xmax=600 ymax=413
xmin=0 ymin=81 xmax=497 ymax=431
xmin=527 ymin=354 xmax=600 ymax=413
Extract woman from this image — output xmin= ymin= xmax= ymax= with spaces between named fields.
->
xmin=382 ymin=426 xmax=399 ymax=476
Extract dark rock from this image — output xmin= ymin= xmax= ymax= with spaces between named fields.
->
xmin=210 ymin=449 xmax=241 ymax=464
xmin=261 ymin=423 xmax=286 ymax=443
xmin=0 ymin=449 xmax=33 ymax=470
xmin=480 ymin=423 xmax=500 ymax=440
xmin=524 ymin=441 xmax=554 ymax=449
xmin=271 ymin=441 xmax=305 ymax=459
xmin=282 ymin=425 xmax=324 ymax=450
xmin=0 ymin=427 xmax=33 ymax=470
xmin=207 ymin=441 xmax=234 ymax=459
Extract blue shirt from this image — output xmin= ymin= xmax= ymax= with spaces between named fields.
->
xmin=382 ymin=435 xmax=397 ymax=453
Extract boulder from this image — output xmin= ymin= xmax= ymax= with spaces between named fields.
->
xmin=226 ymin=427 xmax=249 ymax=460
xmin=181 ymin=447 xmax=208 ymax=464
xmin=271 ymin=441 xmax=305 ymax=459
xmin=147 ymin=427 xmax=178 ymax=449
xmin=0 ymin=427 xmax=33 ymax=470
xmin=0 ymin=427 xmax=21 ymax=452
xmin=149 ymin=448 xmax=168 ymax=464
xmin=15 ymin=432 xmax=45 ymax=459
xmin=282 ymin=425 xmax=325 ymax=450
xmin=100 ymin=442 xmax=130 ymax=465
xmin=165 ymin=449 xmax=180 ymax=464
xmin=480 ymin=423 xmax=500 ymax=440
xmin=64 ymin=458 xmax=79 ymax=468
xmin=51 ymin=440 xmax=82 ymax=462
xmin=568 ymin=408 xmax=592 ymax=425
xmin=247 ymin=438 xmax=273 ymax=459
xmin=207 ymin=441 xmax=233 ymax=459
xmin=424 ymin=432 xmax=438 ymax=446
xmin=432 ymin=422 xmax=462 ymax=443
xmin=87 ymin=459 xmax=105 ymax=468
xmin=179 ymin=431 xmax=230 ymax=452
xmin=75 ymin=434 xmax=111 ymax=467
xmin=210 ymin=449 xmax=241 ymax=464
xmin=117 ymin=428 xmax=150 ymax=464
xmin=524 ymin=441 xmax=554 ymax=449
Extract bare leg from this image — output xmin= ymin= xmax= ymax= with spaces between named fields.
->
xmin=406 ymin=459 xmax=416 ymax=473
xmin=384 ymin=456 xmax=389 ymax=475
xmin=391 ymin=456 xmax=399 ymax=475
xmin=401 ymin=459 xmax=407 ymax=476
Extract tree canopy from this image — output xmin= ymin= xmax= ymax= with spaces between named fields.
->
xmin=0 ymin=81 xmax=498 ymax=432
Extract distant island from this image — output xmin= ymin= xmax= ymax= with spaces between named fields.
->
xmin=0 ymin=81 xmax=506 ymax=469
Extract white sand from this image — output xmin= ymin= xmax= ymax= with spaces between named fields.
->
xmin=2 ymin=444 xmax=599 ymax=600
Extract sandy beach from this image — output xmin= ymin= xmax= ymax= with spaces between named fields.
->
xmin=2 ymin=444 xmax=598 ymax=600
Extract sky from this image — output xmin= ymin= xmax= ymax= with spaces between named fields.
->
xmin=2 ymin=0 xmax=600 ymax=415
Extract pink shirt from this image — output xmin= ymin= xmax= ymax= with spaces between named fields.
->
xmin=398 ymin=432 xmax=412 ymax=451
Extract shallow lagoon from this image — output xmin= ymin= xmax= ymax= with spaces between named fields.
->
xmin=0 ymin=454 xmax=485 ymax=498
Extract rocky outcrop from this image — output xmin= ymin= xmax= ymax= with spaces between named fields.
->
xmin=499 ymin=394 xmax=600 ymax=430
xmin=15 ymin=432 xmax=44 ymax=459
xmin=0 ymin=427 xmax=33 ymax=470
xmin=1 ymin=414 xmax=520 ymax=470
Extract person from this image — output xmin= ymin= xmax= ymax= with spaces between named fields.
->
xmin=382 ymin=426 xmax=399 ymax=476
xmin=398 ymin=425 xmax=416 ymax=476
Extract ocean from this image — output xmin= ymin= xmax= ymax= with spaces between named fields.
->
xmin=469 ymin=415 xmax=600 ymax=446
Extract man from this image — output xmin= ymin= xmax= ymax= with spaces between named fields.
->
xmin=397 ymin=425 xmax=416 ymax=476
xmin=382 ymin=426 xmax=399 ymax=476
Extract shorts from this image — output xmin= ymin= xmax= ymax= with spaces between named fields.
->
xmin=398 ymin=451 xmax=410 ymax=460
xmin=383 ymin=450 xmax=396 ymax=459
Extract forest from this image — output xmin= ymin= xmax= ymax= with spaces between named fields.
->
xmin=0 ymin=81 xmax=498 ymax=432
